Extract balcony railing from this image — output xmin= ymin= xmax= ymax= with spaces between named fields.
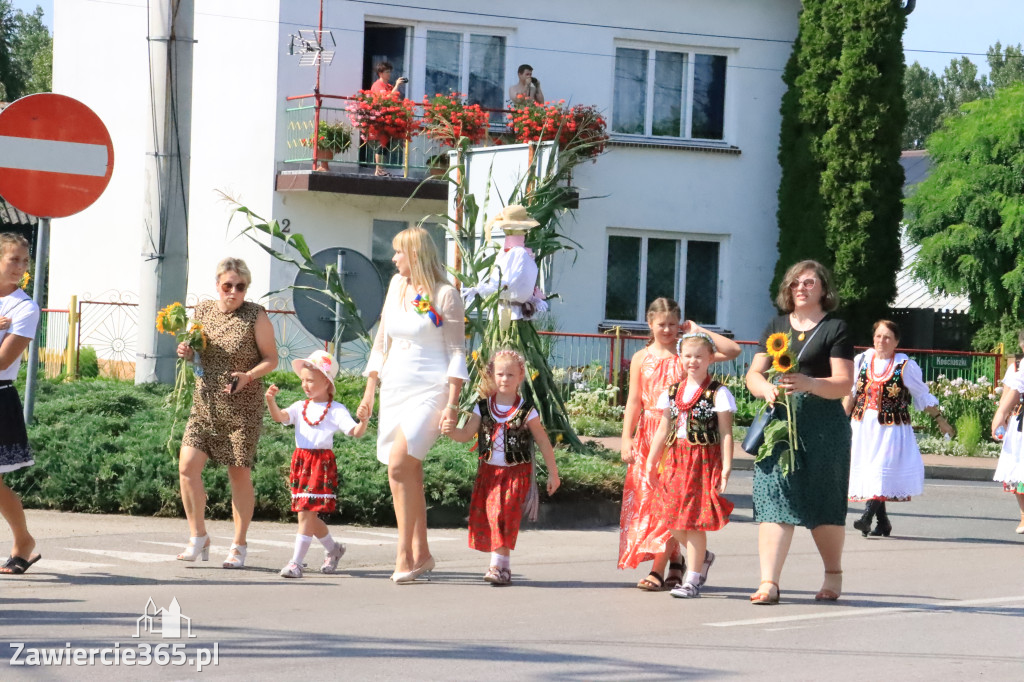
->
xmin=283 ymin=94 xmax=509 ymax=178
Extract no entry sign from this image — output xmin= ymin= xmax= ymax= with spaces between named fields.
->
xmin=0 ymin=93 xmax=114 ymax=218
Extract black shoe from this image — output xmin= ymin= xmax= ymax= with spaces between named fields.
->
xmin=853 ymin=500 xmax=877 ymax=537
xmin=869 ymin=502 xmax=892 ymax=537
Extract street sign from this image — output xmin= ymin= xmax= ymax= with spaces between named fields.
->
xmin=0 ymin=93 xmax=114 ymax=218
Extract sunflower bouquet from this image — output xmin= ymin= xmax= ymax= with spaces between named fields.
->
xmin=757 ymin=332 xmax=800 ymax=475
xmin=156 ymin=302 xmax=207 ymax=453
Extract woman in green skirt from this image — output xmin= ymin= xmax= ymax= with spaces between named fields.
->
xmin=745 ymin=261 xmax=854 ymax=604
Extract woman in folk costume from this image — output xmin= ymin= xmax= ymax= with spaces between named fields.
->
xmin=990 ymin=330 xmax=1024 ymax=534
xmin=843 ymin=320 xmax=953 ymax=537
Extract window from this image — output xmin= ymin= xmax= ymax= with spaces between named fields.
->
xmin=371 ymin=220 xmax=448 ymax=282
xmin=612 ymin=46 xmax=728 ymax=141
xmin=604 ymin=233 xmax=722 ymax=325
xmin=425 ymin=30 xmax=506 ymax=124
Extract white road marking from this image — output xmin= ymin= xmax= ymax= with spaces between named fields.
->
xmin=29 ymin=559 xmax=114 ymax=572
xmin=707 ymin=595 xmax=1024 ymax=628
xmin=139 ymin=541 xmax=267 ymax=554
xmin=65 ymin=548 xmax=178 ymax=563
xmin=0 ymin=135 xmax=109 ymax=176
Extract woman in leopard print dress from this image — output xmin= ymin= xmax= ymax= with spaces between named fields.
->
xmin=175 ymin=258 xmax=278 ymax=569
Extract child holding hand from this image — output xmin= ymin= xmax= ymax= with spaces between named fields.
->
xmin=445 ymin=349 xmax=560 ymax=585
xmin=646 ymin=332 xmax=735 ymax=599
xmin=266 ymin=350 xmax=366 ymax=578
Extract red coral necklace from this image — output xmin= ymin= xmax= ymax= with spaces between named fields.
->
xmin=488 ymin=395 xmax=522 ymax=444
xmin=302 ymin=399 xmax=332 ymax=426
xmin=676 ymin=376 xmax=712 ymax=411
xmin=868 ymin=354 xmax=895 ymax=383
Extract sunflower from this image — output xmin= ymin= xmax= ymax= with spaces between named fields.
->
xmin=766 ymin=332 xmax=790 ymax=358
xmin=156 ymin=302 xmax=187 ymax=336
xmin=772 ymin=352 xmax=795 ymax=374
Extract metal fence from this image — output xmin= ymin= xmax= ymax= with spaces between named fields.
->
xmin=29 ymin=305 xmax=1004 ymax=392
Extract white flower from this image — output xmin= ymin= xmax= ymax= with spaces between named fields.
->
xmin=996 ymin=387 xmax=1004 ymax=395
xmin=937 ymin=374 xmax=947 ymax=381
xmin=939 ymin=405 xmax=946 ymax=413
xmin=988 ymin=393 xmax=996 ymax=399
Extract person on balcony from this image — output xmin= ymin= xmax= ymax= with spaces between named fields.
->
xmin=370 ymin=61 xmax=408 ymax=176
xmin=509 ymin=64 xmax=544 ymax=104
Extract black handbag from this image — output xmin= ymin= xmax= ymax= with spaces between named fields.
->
xmin=742 ymin=323 xmax=824 ymax=455
xmin=742 ymin=403 xmax=782 ymax=455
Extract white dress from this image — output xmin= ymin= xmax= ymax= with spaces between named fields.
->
xmin=994 ymin=363 xmax=1024 ymax=491
xmin=848 ymin=351 xmax=938 ymax=501
xmin=364 ymin=275 xmax=468 ymax=464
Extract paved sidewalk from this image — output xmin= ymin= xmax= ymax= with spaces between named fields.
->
xmin=590 ymin=436 xmax=998 ymax=481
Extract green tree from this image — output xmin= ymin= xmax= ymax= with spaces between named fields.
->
xmin=987 ymin=41 xmax=1024 ymax=90
xmin=939 ymin=56 xmax=992 ymax=118
xmin=902 ymin=61 xmax=942 ymax=149
xmin=775 ymin=0 xmax=906 ymax=339
xmin=0 ymin=2 xmax=51 ymax=101
xmin=904 ymin=85 xmax=1024 ymax=349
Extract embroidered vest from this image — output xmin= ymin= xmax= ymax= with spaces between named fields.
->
xmin=851 ymin=359 xmax=911 ymax=425
xmin=666 ymin=379 xmax=723 ymax=446
xmin=477 ymin=396 xmax=535 ymax=465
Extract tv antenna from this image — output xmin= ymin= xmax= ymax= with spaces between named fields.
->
xmin=288 ymin=29 xmax=335 ymax=67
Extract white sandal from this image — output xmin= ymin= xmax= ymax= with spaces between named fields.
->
xmin=279 ymin=561 xmax=303 ymax=578
xmin=222 ymin=544 xmax=247 ymax=569
xmin=320 ymin=544 xmax=346 ymax=574
xmin=176 ymin=535 xmax=210 ymax=562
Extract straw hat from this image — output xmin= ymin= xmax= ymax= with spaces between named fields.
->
xmin=485 ymin=204 xmax=540 ymax=240
xmin=291 ymin=350 xmax=339 ymax=382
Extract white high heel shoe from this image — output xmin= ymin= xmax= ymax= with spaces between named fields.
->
xmin=392 ymin=556 xmax=435 ymax=584
xmin=176 ymin=535 xmax=210 ymax=562
xmin=222 ymin=544 xmax=247 ymax=569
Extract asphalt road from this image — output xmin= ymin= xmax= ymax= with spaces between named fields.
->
xmin=2 ymin=472 xmax=1021 ymax=680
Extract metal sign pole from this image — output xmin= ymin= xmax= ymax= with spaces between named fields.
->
xmin=333 ymin=250 xmax=345 ymax=363
xmin=23 ymin=216 xmax=50 ymax=423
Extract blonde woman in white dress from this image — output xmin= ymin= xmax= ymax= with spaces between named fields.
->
xmin=358 ymin=226 xmax=468 ymax=582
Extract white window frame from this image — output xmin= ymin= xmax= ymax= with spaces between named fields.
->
xmin=411 ymin=25 xmax=512 ymax=109
xmin=611 ymin=41 xmax=734 ymax=144
xmin=603 ymin=229 xmax=727 ymax=328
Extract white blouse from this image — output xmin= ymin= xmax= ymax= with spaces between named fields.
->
xmin=851 ymin=350 xmax=938 ymax=409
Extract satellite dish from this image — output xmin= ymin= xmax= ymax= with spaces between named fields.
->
xmin=292 ymin=247 xmax=385 ymax=343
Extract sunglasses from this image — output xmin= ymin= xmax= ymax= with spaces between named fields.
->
xmin=789 ymin=278 xmax=818 ymax=290
xmin=220 ymin=281 xmax=247 ymax=293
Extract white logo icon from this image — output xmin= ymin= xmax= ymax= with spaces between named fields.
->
xmin=134 ymin=597 xmax=196 ymax=639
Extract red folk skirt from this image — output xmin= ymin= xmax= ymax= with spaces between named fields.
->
xmin=652 ymin=440 xmax=733 ymax=531
xmin=289 ymin=448 xmax=339 ymax=513
xmin=468 ymin=461 xmax=532 ymax=552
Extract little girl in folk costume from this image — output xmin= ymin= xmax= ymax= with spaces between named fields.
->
xmin=445 ymin=349 xmax=560 ymax=585
xmin=619 ymin=298 xmax=740 ymax=592
xmin=266 ymin=350 xmax=367 ymax=578
xmin=646 ymin=332 xmax=735 ymax=599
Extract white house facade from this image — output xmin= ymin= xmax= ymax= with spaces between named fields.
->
xmin=49 ymin=0 xmax=800 ymax=368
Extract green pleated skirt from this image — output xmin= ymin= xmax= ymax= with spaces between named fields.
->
xmin=752 ymin=394 xmax=851 ymax=528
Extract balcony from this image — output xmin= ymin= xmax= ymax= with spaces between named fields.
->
xmin=277 ymin=94 xmax=504 ymax=201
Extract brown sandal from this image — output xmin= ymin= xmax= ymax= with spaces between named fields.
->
xmin=814 ymin=570 xmax=842 ymax=601
xmin=637 ymin=571 xmax=666 ymax=591
xmin=750 ymin=580 xmax=780 ymax=605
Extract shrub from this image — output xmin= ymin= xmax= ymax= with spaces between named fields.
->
xmin=954 ymin=411 xmax=984 ymax=457
xmin=78 ymin=346 xmax=99 ymax=378
xmin=919 ymin=375 xmax=999 ymax=436
xmin=8 ymin=376 xmax=624 ymax=524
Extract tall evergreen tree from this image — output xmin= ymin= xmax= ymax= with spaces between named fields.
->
xmin=774 ymin=0 xmax=907 ymax=341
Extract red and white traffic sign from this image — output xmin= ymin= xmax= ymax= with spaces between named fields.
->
xmin=0 ymin=93 xmax=114 ymax=218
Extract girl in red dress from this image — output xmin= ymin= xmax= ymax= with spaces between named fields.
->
xmin=445 ymin=349 xmax=560 ymax=585
xmin=266 ymin=351 xmax=367 ymax=578
xmin=646 ymin=333 xmax=735 ymax=598
xmin=619 ymin=298 xmax=739 ymax=591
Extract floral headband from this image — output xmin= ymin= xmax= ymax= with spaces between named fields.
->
xmin=679 ymin=332 xmax=717 ymax=353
